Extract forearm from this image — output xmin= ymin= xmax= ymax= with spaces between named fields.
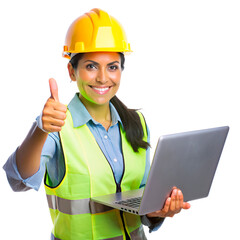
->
xmin=16 ymin=121 xmax=48 ymax=179
xmin=141 ymin=215 xmax=165 ymax=232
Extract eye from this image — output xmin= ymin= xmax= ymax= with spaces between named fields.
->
xmin=86 ymin=64 xmax=97 ymax=70
xmin=108 ymin=65 xmax=119 ymax=71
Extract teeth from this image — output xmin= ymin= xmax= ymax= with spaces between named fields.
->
xmin=92 ymin=87 xmax=109 ymax=91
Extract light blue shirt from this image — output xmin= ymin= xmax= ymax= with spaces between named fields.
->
xmin=3 ymin=93 xmax=164 ymax=232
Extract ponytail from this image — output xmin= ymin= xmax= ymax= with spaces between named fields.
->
xmin=110 ymin=96 xmax=150 ymax=152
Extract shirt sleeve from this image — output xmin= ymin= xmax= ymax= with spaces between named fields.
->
xmin=141 ymin=215 xmax=165 ymax=233
xmin=3 ymin=147 xmax=49 ymax=192
xmin=3 ymin=123 xmax=57 ymax=192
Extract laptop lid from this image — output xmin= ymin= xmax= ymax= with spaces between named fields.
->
xmin=138 ymin=126 xmax=229 ymax=215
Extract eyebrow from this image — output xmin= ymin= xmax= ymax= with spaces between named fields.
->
xmin=84 ymin=60 xmax=120 ymax=66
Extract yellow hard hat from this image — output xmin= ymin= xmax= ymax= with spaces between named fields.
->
xmin=63 ymin=8 xmax=132 ymax=59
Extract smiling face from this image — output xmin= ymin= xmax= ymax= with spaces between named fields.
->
xmin=68 ymin=52 xmax=122 ymax=108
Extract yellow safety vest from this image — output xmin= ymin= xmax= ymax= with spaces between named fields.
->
xmin=44 ymin=110 xmax=148 ymax=240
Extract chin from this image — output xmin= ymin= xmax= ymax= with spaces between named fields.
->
xmin=86 ymin=97 xmax=111 ymax=106
xmin=94 ymin=99 xmax=111 ymax=106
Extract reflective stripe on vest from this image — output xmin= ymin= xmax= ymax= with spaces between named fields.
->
xmin=47 ymin=194 xmax=113 ymax=214
xmin=45 ymin=110 xmax=148 ymax=239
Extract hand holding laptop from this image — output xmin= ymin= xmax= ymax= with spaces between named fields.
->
xmin=147 ymin=187 xmax=191 ymax=218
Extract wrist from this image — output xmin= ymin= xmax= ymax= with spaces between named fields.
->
xmin=36 ymin=113 xmax=48 ymax=133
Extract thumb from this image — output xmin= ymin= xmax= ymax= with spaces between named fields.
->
xmin=49 ymin=78 xmax=59 ymax=102
xmin=183 ymin=202 xmax=191 ymax=209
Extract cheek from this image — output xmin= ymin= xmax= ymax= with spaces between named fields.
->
xmin=111 ymin=72 xmax=121 ymax=86
xmin=78 ymin=70 xmax=95 ymax=82
xmin=76 ymin=71 xmax=94 ymax=89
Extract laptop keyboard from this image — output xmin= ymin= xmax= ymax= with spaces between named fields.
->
xmin=115 ymin=197 xmax=141 ymax=208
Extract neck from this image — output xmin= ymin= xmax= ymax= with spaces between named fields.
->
xmin=79 ymin=95 xmax=111 ymax=126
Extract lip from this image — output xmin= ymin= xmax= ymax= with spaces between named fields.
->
xmin=90 ymin=86 xmax=112 ymax=95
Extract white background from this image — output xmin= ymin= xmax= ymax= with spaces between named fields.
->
xmin=0 ymin=0 xmax=239 ymax=239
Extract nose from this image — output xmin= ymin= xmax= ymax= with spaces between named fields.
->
xmin=96 ymin=68 xmax=108 ymax=84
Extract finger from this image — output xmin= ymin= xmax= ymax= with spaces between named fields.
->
xmin=46 ymin=98 xmax=67 ymax=113
xmin=42 ymin=119 xmax=65 ymax=132
xmin=49 ymin=78 xmax=59 ymax=102
xmin=54 ymin=103 xmax=67 ymax=113
xmin=170 ymin=189 xmax=177 ymax=211
xmin=170 ymin=186 xmax=177 ymax=199
xmin=42 ymin=117 xmax=66 ymax=128
xmin=42 ymin=105 xmax=67 ymax=120
xmin=162 ymin=197 xmax=171 ymax=213
xmin=47 ymin=125 xmax=63 ymax=133
xmin=183 ymin=202 xmax=191 ymax=210
xmin=171 ymin=186 xmax=177 ymax=193
xmin=175 ymin=189 xmax=181 ymax=210
xmin=54 ymin=110 xmax=67 ymax=121
xmin=178 ymin=189 xmax=184 ymax=209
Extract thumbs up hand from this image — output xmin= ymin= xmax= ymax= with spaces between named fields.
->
xmin=41 ymin=78 xmax=67 ymax=132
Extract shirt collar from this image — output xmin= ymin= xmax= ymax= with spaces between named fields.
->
xmin=68 ymin=93 xmax=123 ymax=128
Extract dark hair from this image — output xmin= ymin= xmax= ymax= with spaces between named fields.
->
xmin=69 ymin=53 xmax=150 ymax=152
xmin=110 ymin=96 xmax=150 ymax=152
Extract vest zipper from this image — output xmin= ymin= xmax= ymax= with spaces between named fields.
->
xmin=120 ymin=211 xmax=131 ymax=240
xmin=118 ymin=127 xmax=131 ymax=240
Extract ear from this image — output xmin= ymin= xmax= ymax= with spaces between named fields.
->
xmin=67 ymin=62 xmax=77 ymax=82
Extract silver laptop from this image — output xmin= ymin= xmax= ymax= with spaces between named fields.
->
xmin=92 ymin=126 xmax=229 ymax=215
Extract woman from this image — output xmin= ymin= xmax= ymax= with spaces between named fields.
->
xmin=3 ymin=8 xmax=190 ymax=239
